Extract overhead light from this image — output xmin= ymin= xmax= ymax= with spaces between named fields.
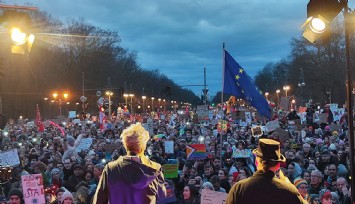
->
xmin=309 ymin=17 xmax=326 ymax=33
xmin=11 ymin=28 xmax=27 ymax=45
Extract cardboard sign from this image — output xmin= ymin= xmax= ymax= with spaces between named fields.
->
xmin=21 ymin=174 xmax=46 ymax=204
xmin=68 ymin=111 xmax=76 ymax=118
xmin=164 ymin=141 xmax=174 ymax=154
xmin=245 ymin=112 xmax=252 ymax=123
xmin=163 ymin=164 xmax=178 ymax=178
xmin=266 ymin=119 xmax=280 ymax=132
xmin=330 ymin=123 xmax=342 ymax=132
xmin=0 ymin=149 xmax=20 ymax=167
xmin=76 ymin=138 xmax=93 ymax=153
xmin=201 ymin=189 xmax=227 ymax=204
xmin=280 ymin=97 xmax=289 ymax=110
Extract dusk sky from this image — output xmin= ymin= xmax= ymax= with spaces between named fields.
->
xmin=4 ymin=0 xmax=327 ymax=98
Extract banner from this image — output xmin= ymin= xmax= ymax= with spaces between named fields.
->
xmin=245 ymin=112 xmax=252 ymax=123
xmin=332 ymin=108 xmax=345 ymax=122
xmin=21 ymin=174 xmax=46 ymax=204
xmin=186 ymin=144 xmax=207 ymax=160
xmin=201 ymin=189 xmax=227 ymax=204
xmin=0 ymin=149 xmax=20 ymax=167
xmin=313 ymin=113 xmax=327 ymax=124
xmin=163 ymin=164 xmax=178 ymax=178
xmin=232 ymin=148 xmax=252 ymax=158
xmin=76 ymin=138 xmax=93 ymax=153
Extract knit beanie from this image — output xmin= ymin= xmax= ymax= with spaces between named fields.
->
xmin=294 ymin=178 xmax=308 ymax=188
xmin=8 ymin=188 xmax=24 ymax=202
xmin=319 ymin=189 xmax=331 ymax=200
xmin=60 ymin=191 xmax=73 ymax=203
xmin=51 ymin=168 xmax=60 ymax=176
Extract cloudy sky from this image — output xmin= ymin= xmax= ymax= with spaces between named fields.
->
xmin=5 ymin=0 xmax=311 ymax=98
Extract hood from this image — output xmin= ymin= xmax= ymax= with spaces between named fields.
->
xmin=119 ymin=156 xmax=161 ymax=190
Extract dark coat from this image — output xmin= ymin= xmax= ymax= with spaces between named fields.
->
xmin=226 ymin=170 xmax=307 ymax=204
xmin=92 ymin=155 xmax=166 ymax=204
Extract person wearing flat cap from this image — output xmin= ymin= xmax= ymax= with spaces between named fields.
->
xmin=226 ymin=139 xmax=307 ymax=204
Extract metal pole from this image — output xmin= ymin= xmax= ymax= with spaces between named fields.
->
xmin=108 ymin=94 xmax=111 ymax=117
xmin=82 ymin=72 xmax=85 ymax=112
xmin=59 ymin=99 xmax=62 ymax=116
xmin=130 ymin=96 xmax=133 ymax=114
xmin=344 ymin=2 xmax=355 ymax=203
xmin=204 ymin=67 xmax=207 ymax=105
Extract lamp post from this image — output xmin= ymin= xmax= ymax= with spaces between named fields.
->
xmin=129 ymin=94 xmax=134 ymax=114
xmin=163 ymin=99 xmax=166 ymax=112
xmin=123 ymin=93 xmax=128 ymax=108
xmin=52 ymin=92 xmax=69 ymax=116
xmin=302 ymin=1 xmax=354 ymax=201
xmin=142 ymin=96 xmax=146 ymax=113
xmin=283 ymin=86 xmax=290 ymax=98
xmin=264 ymin=92 xmax=269 ymax=100
xmin=276 ymin=89 xmax=280 ymax=108
xmin=158 ymin=98 xmax=161 ymax=111
xmin=151 ymin=97 xmax=155 ymax=111
xmin=105 ymin=91 xmax=113 ymax=117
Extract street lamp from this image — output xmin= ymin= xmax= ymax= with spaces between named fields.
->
xmin=283 ymin=86 xmax=290 ymax=98
xmin=142 ymin=96 xmax=146 ymax=113
xmin=163 ymin=99 xmax=166 ymax=112
xmin=105 ymin=91 xmax=113 ymax=117
xmin=302 ymin=0 xmax=355 ymax=201
xmin=129 ymin=94 xmax=134 ymax=114
xmin=264 ymin=92 xmax=269 ymax=100
xmin=52 ymin=92 xmax=69 ymax=116
xmin=123 ymin=93 xmax=129 ymax=108
xmin=151 ymin=97 xmax=155 ymax=111
xmin=276 ymin=89 xmax=281 ymax=109
xmin=158 ymin=98 xmax=161 ymax=111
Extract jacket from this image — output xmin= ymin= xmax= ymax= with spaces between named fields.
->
xmin=92 ymin=155 xmax=166 ymax=204
xmin=226 ymin=170 xmax=307 ymax=204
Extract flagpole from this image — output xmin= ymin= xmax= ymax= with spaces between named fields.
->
xmin=220 ymin=42 xmax=225 ymax=166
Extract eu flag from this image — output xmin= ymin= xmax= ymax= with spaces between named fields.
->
xmin=223 ymin=50 xmax=271 ymax=119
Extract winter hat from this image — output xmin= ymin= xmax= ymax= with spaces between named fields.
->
xmin=305 ymin=137 xmax=312 ymax=144
xmin=325 ymin=126 xmax=331 ymax=131
xmin=8 ymin=188 xmax=24 ymax=202
xmin=332 ymin=131 xmax=339 ymax=136
xmin=331 ymin=192 xmax=340 ymax=204
xmin=339 ymin=140 xmax=345 ymax=145
xmin=60 ymin=191 xmax=73 ymax=203
xmin=329 ymin=144 xmax=336 ymax=151
xmin=51 ymin=168 xmax=60 ymax=176
xmin=294 ymin=178 xmax=308 ymax=188
xmin=316 ymin=138 xmax=323 ymax=145
xmin=309 ymin=194 xmax=319 ymax=204
xmin=319 ymin=189 xmax=331 ymax=200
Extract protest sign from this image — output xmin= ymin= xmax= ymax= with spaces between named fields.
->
xmin=196 ymin=105 xmax=209 ymax=123
xmin=251 ymin=126 xmax=262 ymax=137
xmin=163 ymin=164 xmax=178 ymax=178
xmin=236 ymin=111 xmax=246 ymax=120
xmin=201 ymin=189 xmax=228 ymax=204
xmin=299 ymin=106 xmax=307 ymax=113
xmin=245 ymin=112 xmax=252 ymax=123
xmin=330 ymin=123 xmax=342 ymax=132
xmin=217 ymin=120 xmax=228 ymax=133
xmin=275 ymin=128 xmax=290 ymax=143
xmin=76 ymin=138 xmax=93 ymax=153
xmin=0 ymin=149 xmax=20 ymax=167
xmin=266 ymin=119 xmax=280 ymax=132
xmin=21 ymin=174 xmax=46 ymax=204
xmin=280 ymin=97 xmax=289 ymax=110
xmin=232 ymin=148 xmax=252 ymax=158
xmin=164 ymin=141 xmax=174 ymax=154
xmin=73 ymin=119 xmax=80 ymax=124
xmin=186 ymin=144 xmax=207 ymax=160
xmin=68 ymin=111 xmax=76 ymax=118
xmin=313 ymin=113 xmax=327 ymax=124
xmin=333 ymin=108 xmax=345 ymax=121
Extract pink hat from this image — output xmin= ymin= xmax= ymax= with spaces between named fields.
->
xmin=316 ymin=138 xmax=323 ymax=145
xmin=325 ymin=126 xmax=331 ymax=131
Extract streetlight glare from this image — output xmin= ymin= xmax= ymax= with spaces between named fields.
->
xmin=10 ymin=28 xmax=27 ymax=45
xmin=310 ymin=17 xmax=326 ymax=33
xmin=63 ymin=93 xmax=69 ymax=99
xmin=52 ymin=93 xmax=58 ymax=98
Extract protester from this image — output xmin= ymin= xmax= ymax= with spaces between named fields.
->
xmin=92 ymin=123 xmax=166 ymax=203
xmin=226 ymin=139 xmax=306 ymax=204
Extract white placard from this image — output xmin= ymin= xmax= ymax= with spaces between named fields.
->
xmin=76 ymin=138 xmax=93 ymax=153
xmin=201 ymin=189 xmax=227 ymax=204
xmin=164 ymin=141 xmax=174 ymax=154
xmin=266 ymin=119 xmax=280 ymax=132
xmin=0 ymin=149 xmax=20 ymax=167
xmin=69 ymin=111 xmax=76 ymax=118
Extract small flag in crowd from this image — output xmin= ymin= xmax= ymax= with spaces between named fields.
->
xmin=35 ymin=104 xmax=45 ymax=132
xmin=186 ymin=144 xmax=207 ymax=160
xmin=223 ymin=50 xmax=271 ymax=119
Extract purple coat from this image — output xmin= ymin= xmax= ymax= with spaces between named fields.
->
xmin=92 ymin=155 xmax=166 ymax=204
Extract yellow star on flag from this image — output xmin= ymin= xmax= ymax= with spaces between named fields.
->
xmin=235 ymin=75 xmax=240 ymax=80
xmin=239 ymin=68 xmax=244 ymax=74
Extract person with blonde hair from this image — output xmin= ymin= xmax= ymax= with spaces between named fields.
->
xmin=93 ymin=123 xmax=166 ymax=204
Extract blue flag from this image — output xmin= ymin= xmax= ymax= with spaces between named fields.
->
xmin=223 ymin=50 xmax=271 ymax=119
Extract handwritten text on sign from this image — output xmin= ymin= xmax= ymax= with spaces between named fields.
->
xmin=21 ymin=174 xmax=46 ymax=204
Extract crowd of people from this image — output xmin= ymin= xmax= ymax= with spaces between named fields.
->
xmin=0 ymin=103 xmax=352 ymax=204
